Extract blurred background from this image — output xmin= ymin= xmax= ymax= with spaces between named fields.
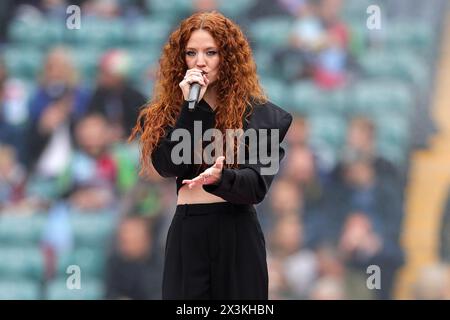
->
xmin=0 ymin=0 xmax=449 ymax=300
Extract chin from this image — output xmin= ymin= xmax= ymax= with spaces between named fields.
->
xmin=208 ymin=78 xmax=218 ymax=86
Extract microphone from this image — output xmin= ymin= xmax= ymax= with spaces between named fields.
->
xmin=187 ymin=82 xmax=201 ymax=112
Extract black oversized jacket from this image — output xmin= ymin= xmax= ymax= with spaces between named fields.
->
xmin=151 ymin=99 xmax=293 ymax=204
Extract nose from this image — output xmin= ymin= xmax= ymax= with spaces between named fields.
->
xmin=196 ymin=52 xmax=206 ymax=68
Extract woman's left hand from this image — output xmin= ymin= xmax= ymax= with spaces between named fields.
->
xmin=182 ymin=156 xmax=225 ymax=189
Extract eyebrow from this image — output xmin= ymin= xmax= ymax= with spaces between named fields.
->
xmin=185 ymin=47 xmax=218 ymax=50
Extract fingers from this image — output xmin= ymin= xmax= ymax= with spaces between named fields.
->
xmin=213 ymin=156 xmax=225 ymax=169
xmin=181 ymin=157 xmax=225 ymax=189
xmin=184 ymin=72 xmax=206 ymax=85
xmin=182 ymin=175 xmax=204 ymax=189
xmin=182 ymin=171 xmax=214 ymax=189
xmin=183 ymin=69 xmax=208 ymax=85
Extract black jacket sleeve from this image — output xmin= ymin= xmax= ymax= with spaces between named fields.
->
xmin=203 ymin=105 xmax=293 ymax=204
xmin=151 ymin=100 xmax=215 ymax=178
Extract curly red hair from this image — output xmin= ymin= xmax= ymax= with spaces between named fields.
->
xmin=129 ymin=11 xmax=267 ymax=177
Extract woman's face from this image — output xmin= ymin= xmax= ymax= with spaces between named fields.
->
xmin=185 ymin=29 xmax=220 ymax=84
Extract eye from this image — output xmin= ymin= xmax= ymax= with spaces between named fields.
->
xmin=207 ymin=50 xmax=217 ymax=56
xmin=185 ymin=51 xmax=196 ymax=57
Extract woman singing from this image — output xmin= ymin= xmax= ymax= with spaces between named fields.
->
xmin=130 ymin=11 xmax=293 ymax=300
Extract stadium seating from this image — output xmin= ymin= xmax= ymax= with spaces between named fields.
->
xmin=3 ymin=46 xmax=43 ymax=79
xmin=46 ymin=278 xmax=104 ymax=300
xmin=0 ymin=246 xmax=45 ymax=281
xmin=69 ymin=211 xmax=117 ymax=249
xmin=248 ymin=16 xmax=293 ymax=49
xmin=349 ymin=80 xmax=413 ymax=118
xmin=0 ymin=280 xmax=41 ymax=300
xmin=68 ymin=18 xmax=125 ymax=48
xmin=359 ymin=49 xmax=430 ymax=87
xmin=0 ymin=214 xmax=46 ymax=246
xmin=56 ymin=247 xmax=106 ymax=279
xmin=8 ymin=18 xmax=64 ymax=48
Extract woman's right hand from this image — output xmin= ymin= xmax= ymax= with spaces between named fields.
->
xmin=179 ymin=68 xmax=210 ymax=102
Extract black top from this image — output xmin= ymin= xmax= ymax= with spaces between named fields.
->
xmin=151 ymin=98 xmax=293 ymax=204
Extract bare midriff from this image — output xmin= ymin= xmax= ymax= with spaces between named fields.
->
xmin=177 ymin=183 xmax=227 ymax=204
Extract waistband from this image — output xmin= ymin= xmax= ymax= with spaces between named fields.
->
xmin=175 ymin=202 xmax=255 ymax=216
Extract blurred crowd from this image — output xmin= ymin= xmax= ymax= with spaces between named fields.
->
xmin=0 ymin=0 xmax=448 ymax=300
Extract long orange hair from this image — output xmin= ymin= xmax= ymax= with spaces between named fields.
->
xmin=129 ymin=11 xmax=267 ymax=177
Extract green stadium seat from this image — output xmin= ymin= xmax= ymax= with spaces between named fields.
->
xmin=3 ymin=47 xmax=43 ymax=79
xmin=384 ymin=21 xmax=436 ymax=55
xmin=248 ymin=16 xmax=293 ymax=49
xmin=46 ymin=278 xmax=104 ymax=300
xmin=70 ymin=46 xmax=102 ymax=81
xmin=128 ymin=47 xmax=161 ymax=83
xmin=253 ymin=48 xmax=276 ymax=77
xmin=69 ymin=212 xmax=116 ymax=248
xmin=68 ymin=19 xmax=125 ymax=48
xmin=0 ymin=247 xmax=45 ymax=281
xmin=125 ymin=19 xmax=172 ymax=48
xmin=288 ymin=81 xmax=321 ymax=115
xmin=260 ymin=77 xmax=286 ymax=107
xmin=308 ymin=115 xmax=347 ymax=152
xmin=25 ymin=175 xmax=65 ymax=201
xmin=288 ymin=81 xmax=347 ymax=116
xmin=349 ymin=80 xmax=413 ymax=118
xmin=377 ymin=140 xmax=408 ymax=168
xmin=375 ymin=114 xmax=410 ymax=166
xmin=0 ymin=280 xmax=41 ymax=300
xmin=8 ymin=18 xmax=64 ymax=47
xmin=218 ymin=0 xmax=256 ymax=19
xmin=145 ymin=0 xmax=193 ymax=22
xmin=135 ymin=78 xmax=155 ymax=100
xmin=56 ymin=247 xmax=106 ymax=279
xmin=359 ymin=50 xmax=430 ymax=87
xmin=342 ymin=0 xmax=375 ymax=21
xmin=0 ymin=214 xmax=46 ymax=245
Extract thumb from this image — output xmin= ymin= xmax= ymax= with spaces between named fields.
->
xmin=214 ymin=156 xmax=225 ymax=169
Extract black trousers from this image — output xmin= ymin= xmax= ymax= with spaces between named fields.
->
xmin=162 ymin=202 xmax=268 ymax=300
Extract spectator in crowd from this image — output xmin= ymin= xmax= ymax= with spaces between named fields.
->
xmin=267 ymin=255 xmax=291 ymax=300
xmin=105 ymin=215 xmax=163 ymax=299
xmin=27 ymin=46 xmax=91 ymax=175
xmin=332 ymin=117 xmax=403 ymax=193
xmin=118 ymin=165 xmax=168 ymax=246
xmin=272 ymin=0 xmax=324 ymax=81
xmin=64 ymin=113 xmax=118 ymax=212
xmin=270 ymin=178 xmax=303 ymax=218
xmin=282 ymin=144 xmax=329 ymax=247
xmin=268 ymin=214 xmax=319 ymax=299
xmin=285 ymin=114 xmax=309 ymax=147
xmin=41 ymin=113 xmax=118 ymax=274
xmin=88 ymin=49 xmax=146 ymax=142
xmin=308 ymin=276 xmax=346 ymax=300
xmin=0 ymin=57 xmax=30 ymax=165
xmin=320 ymin=150 xmax=405 ymax=299
xmin=0 ymin=144 xmax=27 ymax=211
xmin=313 ymin=0 xmax=349 ymax=89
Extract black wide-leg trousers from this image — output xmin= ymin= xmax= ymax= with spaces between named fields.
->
xmin=162 ymin=202 xmax=268 ymax=300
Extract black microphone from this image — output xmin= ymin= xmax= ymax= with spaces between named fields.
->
xmin=187 ymin=82 xmax=201 ymax=112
